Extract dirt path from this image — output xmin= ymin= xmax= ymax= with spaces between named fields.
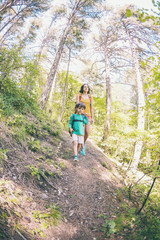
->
xmin=49 ymin=133 xmax=124 ymax=240
xmin=0 ymin=126 xmax=124 ymax=240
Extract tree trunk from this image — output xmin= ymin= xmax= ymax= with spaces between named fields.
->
xmin=39 ymin=0 xmax=81 ymax=109
xmin=122 ymin=20 xmax=145 ymax=171
xmin=48 ymin=75 xmax=58 ymax=118
xmin=103 ymin=47 xmax=111 ymax=150
xmin=131 ymin=47 xmax=145 ymax=170
xmin=58 ymin=48 xmax=71 ymax=122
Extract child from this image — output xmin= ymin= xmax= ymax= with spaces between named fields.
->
xmin=69 ymin=103 xmax=88 ymax=161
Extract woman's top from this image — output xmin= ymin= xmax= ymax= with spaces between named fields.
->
xmin=69 ymin=114 xmax=88 ymax=136
xmin=79 ymin=94 xmax=92 ymax=117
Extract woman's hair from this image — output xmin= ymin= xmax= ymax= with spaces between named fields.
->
xmin=79 ymin=84 xmax=90 ymax=94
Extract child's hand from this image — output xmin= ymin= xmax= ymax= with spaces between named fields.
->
xmin=83 ymin=113 xmax=88 ymax=117
xmin=69 ymin=128 xmax=73 ymax=133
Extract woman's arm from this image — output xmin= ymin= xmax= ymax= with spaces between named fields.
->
xmin=84 ymin=116 xmax=88 ymax=125
xmin=76 ymin=94 xmax=79 ymax=104
xmin=90 ymin=97 xmax=94 ymax=124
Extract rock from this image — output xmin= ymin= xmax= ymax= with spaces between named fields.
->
xmin=41 ymin=193 xmax=48 ymax=199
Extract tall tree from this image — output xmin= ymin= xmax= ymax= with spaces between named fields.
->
xmin=39 ymin=0 xmax=102 ymax=109
xmin=120 ymin=8 xmax=158 ymax=170
xmin=92 ymin=20 xmax=130 ymax=150
xmin=57 ymin=15 xmax=85 ymax=122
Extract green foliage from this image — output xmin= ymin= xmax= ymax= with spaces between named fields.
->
xmin=0 ymin=149 xmax=8 ymax=165
xmin=109 ymin=178 xmax=160 ymax=240
xmin=32 ymin=203 xmax=61 ymax=227
xmin=48 ymin=203 xmax=62 ymax=225
xmin=59 ymin=161 xmax=66 ymax=169
xmin=126 ymin=9 xmax=132 ymax=17
xmin=93 ymin=96 xmax=106 ymax=125
xmin=26 ymin=165 xmax=41 ymax=180
xmin=44 ymin=170 xmax=54 ymax=177
xmin=42 ymin=121 xmax=61 ymax=136
xmin=137 ymin=3 xmax=159 ymax=24
xmin=114 ymin=205 xmax=160 ymax=240
xmin=98 ymin=215 xmax=116 ymax=236
xmin=99 ymin=199 xmax=160 ymax=240
xmin=91 ymin=100 xmax=136 ymax=163
xmin=0 ymin=46 xmax=40 ymax=116
xmin=25 ymin=122 xmax=42 ymax=137
xmin=50 ymin=71 xmax=81 ymax=127
xmin=28 ymin=138 xmax=41 ymax=152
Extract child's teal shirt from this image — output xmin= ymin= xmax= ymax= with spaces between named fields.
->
xmin=69 ymin=114 xmax=88 ymax=136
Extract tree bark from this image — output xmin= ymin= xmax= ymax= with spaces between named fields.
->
xmin=58 ymin=48 xmax=71 ymax=122
xmin=131 ymin=46 xmax=145 ymax=170
xmin=103 ymin=47 xmax=111 ymax=147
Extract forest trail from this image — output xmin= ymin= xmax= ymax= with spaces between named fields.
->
xmin=50 ymin=132 xmax=124 ymax=240
xmin=0 ymin=125 xmax=124 ymax=240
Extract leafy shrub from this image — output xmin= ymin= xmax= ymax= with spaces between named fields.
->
xmin=0 ymin=47 xmax=40 ymax=116
xmin=28 ymin=138 xmax=41 ymax=152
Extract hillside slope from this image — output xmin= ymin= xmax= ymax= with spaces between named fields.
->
xmin=0 ymin=118 xmax=124 ymax=240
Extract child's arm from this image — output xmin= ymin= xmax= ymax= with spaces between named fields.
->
xmin=69 ymin=115 xmax=74 ymax=133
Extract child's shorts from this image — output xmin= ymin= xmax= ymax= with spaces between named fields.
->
xmin=72 ymin=134 xmax=84 ymax=144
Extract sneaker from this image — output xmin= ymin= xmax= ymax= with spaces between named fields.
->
xmin=80 ymin=144 xmax=86 ymax=156
xmin=73 ymin=155 xmax=79 ymax=161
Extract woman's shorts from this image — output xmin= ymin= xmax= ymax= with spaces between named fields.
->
xmin=87 ymin=116 xmax=92 ymax=123
xmin=72 ymin=134 xmax=84 ymax=144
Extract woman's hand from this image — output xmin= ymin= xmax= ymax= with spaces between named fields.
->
xmin=90 ymin=118 xmax=94 ymax=125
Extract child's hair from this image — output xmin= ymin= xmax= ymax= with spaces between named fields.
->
xmin=75 ymin=103 xmax=81 ymax=113
xmin=74 ymin=103 xmax=86 ymax=113
xmin=80 ymin=102 xmax=86 ymax=109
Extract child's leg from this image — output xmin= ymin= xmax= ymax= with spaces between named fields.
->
xmin=73 ymin=140 xmax=78 ymax=156
xmin=79 ymin=135 xmax=85 ymax=156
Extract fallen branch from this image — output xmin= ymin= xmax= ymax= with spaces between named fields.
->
xmin=136 ymin=160 xmax=160 ymax=215
xmin=15 ymin=230 xmax=27 ymax=240
xmin=136 ymin=177 xmax=156 ymax=215
xmin=38 ymin=170 xmax=57 ymax=190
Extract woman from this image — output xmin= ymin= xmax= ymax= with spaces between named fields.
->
xmin=76 ymin=84 xmax=94 ymax=155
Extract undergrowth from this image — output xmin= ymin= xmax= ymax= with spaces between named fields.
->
xmin=99 ymin=183 xmax=160 ymax=240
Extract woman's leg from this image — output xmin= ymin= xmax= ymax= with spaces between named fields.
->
xmin=77 ymin=143 xmax=82 ymax=153
xmin=84 ymin=122 xmax=90 ymax=143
